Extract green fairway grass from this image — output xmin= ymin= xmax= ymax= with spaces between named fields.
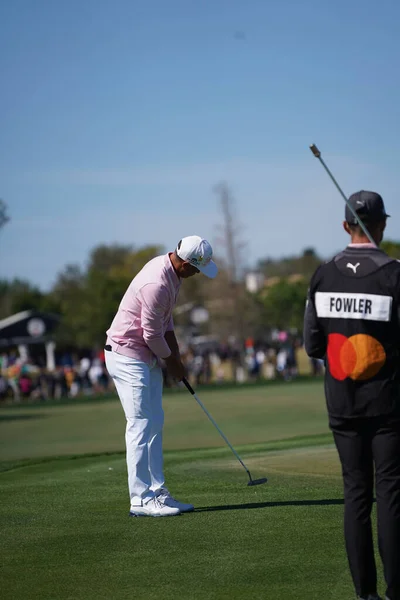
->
xmin=1 ymin=379 xmax=330 ymax=461
xmin=0 ymin=380 xmax=385 ymax=599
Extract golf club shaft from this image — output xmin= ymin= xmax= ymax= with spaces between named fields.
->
xmin=182 ymin=378 xmax=252 ymax=480
xmin=309 ymin=144 xmax=376 ymax=246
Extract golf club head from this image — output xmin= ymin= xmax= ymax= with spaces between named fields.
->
xmin=247 ymin=477 xmax=268 ymax=487
xmin=309 ymin=143 xmax=321 ymax=158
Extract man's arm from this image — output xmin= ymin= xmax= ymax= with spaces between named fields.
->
xmin=139 ymin=284 xmax=172 ymax=359
xmin=139 ymin=285 xmax=185 ymax=380
xmin=165 ymin=330 xmax=180 ymax=359
xmin=164 ymin=329 xmax=186 ymax=380
xmin=303 ymin=275 xmax=326 ymax=360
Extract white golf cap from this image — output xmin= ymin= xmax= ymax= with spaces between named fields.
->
xmin=176 ymin=235 xmax=218 ymax=279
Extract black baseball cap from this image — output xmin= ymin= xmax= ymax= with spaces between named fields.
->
xmin=345 ymin=190 xmax=390 ymax=224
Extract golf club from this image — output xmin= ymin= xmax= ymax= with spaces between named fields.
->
xmin=182 ymin=378 xmax=268 ymax=487
xmin=309 ymin=144 xmax=376 ymax=246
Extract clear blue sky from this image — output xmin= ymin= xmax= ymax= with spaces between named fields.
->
xmin=1 ymin=0 xmax=399 ymax=290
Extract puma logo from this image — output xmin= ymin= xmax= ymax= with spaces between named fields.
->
xmin=356 ymin=200 xmax=365 ymax=206
xmin=347 ymin=262 xmax=360 ymax=273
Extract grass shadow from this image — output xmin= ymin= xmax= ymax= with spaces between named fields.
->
xmin=0 ymin=414 xmax=47 ymax=423
xmin=195 ymin=498 xmax=345 ymax=512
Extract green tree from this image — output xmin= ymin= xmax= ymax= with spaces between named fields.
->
xmin=0 ymin=200 xmax=10 ymax=230
xmin=48 ymin=265 xmax=87 ymax=346
xmin=87 ymin=244 xmax=134 ymax=273
xmin=258 ymin=248 xmax=323 ymax=280
xmin=0 ymin=279 xmax=47 ymax=319
xmin=381 ymin=240 xmax=400 ymax=259
xmin=49 ymin=244 xmax=164 ymax=348
xmin=86 ymin=244 xmax=164 ymax=347
xmin=257 ymin=278 xmax=309 ymax=331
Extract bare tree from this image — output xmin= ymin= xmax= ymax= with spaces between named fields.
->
xmin=0 ymin=200 xmax=10 ymax=230
xmin=213 ymin=182 xmax=248 ymax=344
xmin=213 ymin=182 xmax=246 ymax=282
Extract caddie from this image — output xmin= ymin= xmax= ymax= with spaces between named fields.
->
xmin=304 ymin=191 xmax=400 ymax=600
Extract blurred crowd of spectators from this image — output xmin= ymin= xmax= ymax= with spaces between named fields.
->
xmin=176 ymin=336 xmax=324 ymax=387
xmin=0 ymin=349 xmax=111 ymax=403
xmin=0 ymin=336 xmax=324 ymax=404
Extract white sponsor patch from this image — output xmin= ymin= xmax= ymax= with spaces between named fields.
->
xmin=315 ymin=292 xmax=392 ymax=321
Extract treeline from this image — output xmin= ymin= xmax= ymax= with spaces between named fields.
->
xmin=2 ymin=241 xmax=400 ymax=349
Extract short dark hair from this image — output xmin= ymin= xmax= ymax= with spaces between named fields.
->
xmin=347 ymin=218 xmax=386 ymax=236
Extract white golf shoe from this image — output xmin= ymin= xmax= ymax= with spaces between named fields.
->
xmin=156 ymin=488 xmax=194 ymax=513
xmin=129 ymin=496 xmax=180 ymax=517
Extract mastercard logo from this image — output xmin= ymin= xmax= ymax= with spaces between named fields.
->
xmin=327 ymin=333 xmax=386 ymax=381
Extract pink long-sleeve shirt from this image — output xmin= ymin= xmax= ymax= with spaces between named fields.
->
xmin=106 ymin=254 xmax=181 ymax=364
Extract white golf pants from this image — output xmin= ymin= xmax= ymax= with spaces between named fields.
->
xmin=105 ymin=351 xmax=165 ymax=505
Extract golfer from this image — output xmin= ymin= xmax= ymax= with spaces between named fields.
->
xmin=304 ymin=191 xmax=400 ymax=600
xmin=105 ymin=236 xmax=218 ymax=517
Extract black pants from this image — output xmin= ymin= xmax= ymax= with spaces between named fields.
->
xmin=331 ymin=416 xmax=400 ymax=600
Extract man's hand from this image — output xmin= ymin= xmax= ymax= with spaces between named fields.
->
xmin=164 ymin=355 xmax=186 ymax=382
